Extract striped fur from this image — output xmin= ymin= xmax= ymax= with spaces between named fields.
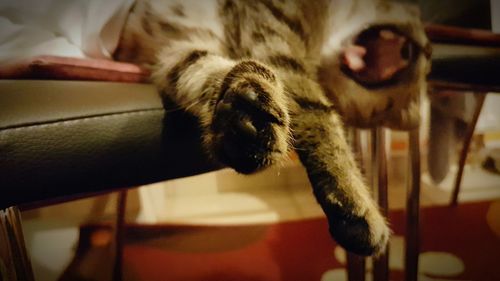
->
xmin=114 ymin=0 xmax=430 ymax=256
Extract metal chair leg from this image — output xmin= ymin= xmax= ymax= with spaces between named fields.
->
xmin=0 ymin=207 xmax=35 ymax=281
xmin=405 ymin=128 xmax=421 ymax=281
xmin=450 ymin=92 xmax=487 ymax=206
xmin=372 ymin=128 xmax=389 ymax=281
xmin=112 ymin=191 xmax=128 ymax=281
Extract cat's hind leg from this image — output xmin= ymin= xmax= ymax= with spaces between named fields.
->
xmin=288 ymin=76 xmax=390 ymax=256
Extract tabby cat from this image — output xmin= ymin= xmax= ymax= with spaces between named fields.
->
xmin=114 ymin=0 xmax=431 ymax=256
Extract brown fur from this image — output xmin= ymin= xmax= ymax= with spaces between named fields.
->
xmin=114 ymin=0 xmax=431 ymax=256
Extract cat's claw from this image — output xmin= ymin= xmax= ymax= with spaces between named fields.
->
xmin=211 ymin=61 xmax=290 ymax=174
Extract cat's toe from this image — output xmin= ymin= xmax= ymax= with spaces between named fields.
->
xmin=211 ymin=61 xmax=290 ymax=174
xmin=328 ymin=207 xmax=390 ymax=256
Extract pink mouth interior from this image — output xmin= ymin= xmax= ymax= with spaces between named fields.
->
xmin=342 ymin=28 xmax=412 ymax=85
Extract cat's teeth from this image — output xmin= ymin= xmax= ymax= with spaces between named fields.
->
xmin=380 ymin=29 xmax=406 ymax=45
xmin=379 ymin=29 xmax=396 ymax=40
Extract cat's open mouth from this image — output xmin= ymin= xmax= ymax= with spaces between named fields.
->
xmin=340 ymin=25 xmax=425 ymax=89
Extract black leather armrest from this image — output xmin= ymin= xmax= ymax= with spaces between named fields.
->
xmin=0 ymin=80 xmax=219 ymax=208
xmin=428 ymin=44 xmax=500 ymax=92
xmin=430 ymin=56 xmax=500 ymax=88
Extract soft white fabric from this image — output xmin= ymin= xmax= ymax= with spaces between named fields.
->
xmin=0 ymin=0 xmax=134 ymax=63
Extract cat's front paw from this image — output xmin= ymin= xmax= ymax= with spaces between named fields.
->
xmin=211 ymin=61 xmax=290 ymax=174
xmin=327 ymin=203 xmax=390 ymax=256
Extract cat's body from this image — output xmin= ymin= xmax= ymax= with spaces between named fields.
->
xmin=114 ymin=0 xmax=430 ymax=256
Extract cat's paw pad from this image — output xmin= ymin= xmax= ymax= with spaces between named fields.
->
xmin=212 ymin=61 xmax=290 ymax=174
xmin=329 ymin=207 xmax=390 ymax=256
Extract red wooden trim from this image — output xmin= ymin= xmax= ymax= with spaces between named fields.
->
xmin=405 ymin=128 xmax=421 ymax=281
xmin=373 ymin=128 xmax=389 ymax=281
xmin=425 ymin=23 xmax=500 ymax=47
xmin=450 ymin=92 xmax=487 ymax=206
xmin=113 ymin=191 xmax=128 ymax=281
xmin=0 ymin=55 xmax=150 ymax=83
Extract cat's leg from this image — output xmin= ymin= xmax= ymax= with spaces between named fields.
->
xmin=116 ymin=1 xmax=290 ymax=171
xmin=152 ymin=39 xmax=290 ymax=174
xmin=287 ymin=76 xmax=390 ymax=256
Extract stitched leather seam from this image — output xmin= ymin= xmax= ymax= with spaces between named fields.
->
xmin=0 ymin=108 xmax=164 ymax=134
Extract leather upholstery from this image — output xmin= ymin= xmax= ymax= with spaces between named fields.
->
xmin=0 ymin=80 xmax=219 ymax=208
xmin=428 ymin=44 xmax=500 ymax=91
xmin=430 ymin=56 xmax=500 ymax=89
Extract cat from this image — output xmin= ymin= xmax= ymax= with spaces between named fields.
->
xmin=114 ymin=0 xmax=431 ymax=256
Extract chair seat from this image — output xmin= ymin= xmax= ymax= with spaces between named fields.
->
xmin=0 ymin=80 xmax=219 ymax=209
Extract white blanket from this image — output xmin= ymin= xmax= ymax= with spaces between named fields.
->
xmin=0 ymin=0 xmax=134 ymax=64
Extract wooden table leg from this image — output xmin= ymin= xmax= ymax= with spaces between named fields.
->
xmin=405 ymin=128 xmax=421 ymax=281
xmin=450 ymin=92 xmax=487 ymax=206
xmin=0 ymin=207 xmax=35 ymax=281
xmin=347 ymin=252 xmax=366 ymax=281
xmin=372 ymin=128 xmax=389 ymax=281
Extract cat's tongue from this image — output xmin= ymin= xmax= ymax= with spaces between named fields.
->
xmin=342 ymin=29 xmax=409 ymax=83
xmin=343 ymin=45 xmax=366 ymax=72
